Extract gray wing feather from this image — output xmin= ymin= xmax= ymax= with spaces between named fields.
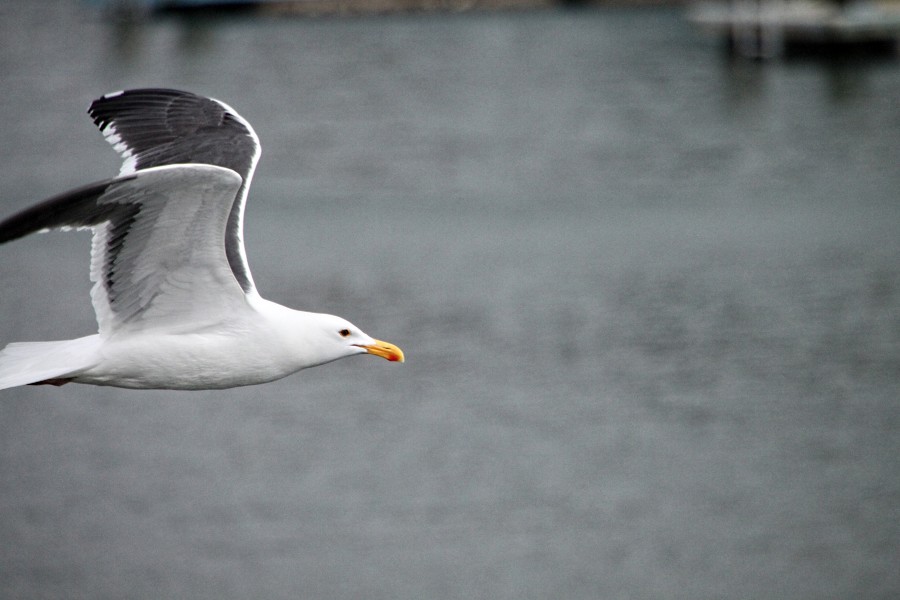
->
xmin=88 ymin=89 xmax=261 ymax=294
xmin=88 ymin=164 xmax=248 ymax=334
xmin=0 ymin=164 xmax=249 ymax=334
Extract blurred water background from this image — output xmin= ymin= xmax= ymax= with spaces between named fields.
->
xmin=1 ymin=2 xmax=898 ymax=598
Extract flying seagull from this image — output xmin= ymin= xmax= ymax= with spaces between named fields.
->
xmin=0 ymin=88 xmax=403 ymax=390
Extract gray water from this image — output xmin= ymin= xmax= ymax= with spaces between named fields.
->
xmin=1 ymin=2 xmax=898 ymax=598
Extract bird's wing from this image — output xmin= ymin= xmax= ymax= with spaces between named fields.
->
xmin=0 ymin=164 xmax=251 ymax=335
xmin=88 ymin=88 xmax=261 ymax=294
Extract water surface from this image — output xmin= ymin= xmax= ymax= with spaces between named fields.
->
xmin=0 ymin=3 xmax=898 ymax=599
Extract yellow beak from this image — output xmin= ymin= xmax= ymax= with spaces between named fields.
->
xmin=355 ymin=339 xmax=405 ymax=363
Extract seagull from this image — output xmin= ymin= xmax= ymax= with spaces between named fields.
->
xmin=0 ymin=88 xmax=403 ymax=391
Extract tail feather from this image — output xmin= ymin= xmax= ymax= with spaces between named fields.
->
xmin=0 ymin=336 xmax=100 ymax=390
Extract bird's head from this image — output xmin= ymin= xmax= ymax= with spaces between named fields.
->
xmin=299 ymin=312 xmax=404 ymax=367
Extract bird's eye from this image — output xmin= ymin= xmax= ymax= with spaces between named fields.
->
xmin=339 ymin=329 xmax=351 ymax=338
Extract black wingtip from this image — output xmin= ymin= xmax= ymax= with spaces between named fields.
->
xmin=0 ymin=177 xmax=135 ymax=245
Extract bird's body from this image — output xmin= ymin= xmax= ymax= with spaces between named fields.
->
xmin=0 ymin=89 xmax=403 ymax=391
xmin=13 ymin=299 xmax=375 ymax=390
